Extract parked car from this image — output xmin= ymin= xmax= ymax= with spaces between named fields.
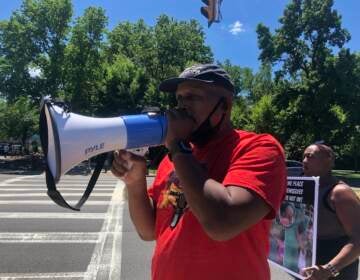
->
xmin=0 ymin=143 xmax=10 ymax=156
xmin=10 ymin=144 xmax=23 ymax=156
xmin=286 ymin=160 xmax=303 ymax=176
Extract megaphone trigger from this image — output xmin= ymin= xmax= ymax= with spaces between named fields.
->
xmin=127 ymin=147 xmax=149 ymax=157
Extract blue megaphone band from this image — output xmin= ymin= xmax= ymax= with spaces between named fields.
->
xmin=122 ymin=114 xmax=167 ymax=148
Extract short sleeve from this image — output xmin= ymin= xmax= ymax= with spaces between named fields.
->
xmin=147 ymin=155 xmax=173 ymax=204
xmin=222 ymin=136 xmax=287 ymax=219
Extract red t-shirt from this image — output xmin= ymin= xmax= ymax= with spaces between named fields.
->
xmin=148 ymin=129 xmax=286 ymax=280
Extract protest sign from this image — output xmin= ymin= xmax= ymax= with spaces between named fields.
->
xmin=268 ymin=176 xmax=319 ymax=279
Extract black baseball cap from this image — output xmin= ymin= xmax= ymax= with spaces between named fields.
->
xmin=159 ymin=64 xmax=235 ymax=94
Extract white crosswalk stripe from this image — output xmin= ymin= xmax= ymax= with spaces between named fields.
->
xmin=0 ymin=200 xmax=112 ymax=205
xmin=3 ymin=184 xmax=116 ymax=187
xmin=0 ymin=232 xmax=100 ymax=243
xmin=0 ymin=188 xmax=115 ymax=191
xmin=0 ymin=272 xmax=85 ymax=279
xmin=0 ymin=212 xmax=107 ymax=219
xmin=0 ymin=174 xmax=124 ymax=279
xmin=0 ymin=192 xmax=113 ymax=197
xmin=84 ymin=182 xmax=124 ymax=279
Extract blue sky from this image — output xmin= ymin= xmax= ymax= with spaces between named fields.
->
xmin=1 ymin=0 xmax=359 ymax=71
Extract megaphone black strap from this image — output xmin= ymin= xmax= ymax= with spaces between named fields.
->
xmin=45 ymin=154 xmax=107 ymax=211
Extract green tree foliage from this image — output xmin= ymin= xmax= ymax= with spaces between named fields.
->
xmin=256 ymin=0 xmax=359 ymax=162
xmin=0 ymin=96 xmax=38 ymax=145
xmin=220 ymin=59 xmax=243 ymax=95
xmin=106 ymin=19 xmax=155 ymax=72
xmin=107 ymin=15 xmax=213 ymax=82
xmin=257 ymin=0 xmax=350 ymax=80
xmin=0 ymin=0 xmax=72 ymax=103
xmin=230 ymin=97 xmax=250 ymax=129
xmin=247 ymin=94 xmax=278 ymax=135
xmin=221 ymin=60 xmax=278 ymax=135
xmin=0 ymin=99 xmax=6 ymax=140
xmin=0 ymin=0 xmax=359 ymax=169
xmin=64 ymin=7 xmax=107 ymax=114
xmin=97 ymin=55 xmax=148 ymax=115
xmin=106 ymin=15 xmax=213 ymax=109
xmin=220 ymin=59 xmax=252 ymax=129
xmin=0 ymin=1 xmax=215 ymax=149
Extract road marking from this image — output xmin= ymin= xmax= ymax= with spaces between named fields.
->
xmin=2 ymin=184 xmax=116 ymax=187
xmin=0 ymin=200 xmax=111 ymax=205
xmin=0 ymin=175 xmax=125 ymax=278
xmin=84 ymin=181 xmax=124 ymax=280
xmin=0 ymin=213 xmax=106 ymax=219
xmin=0 ymin=175 xmax=41 ymax=187
xmin=17 ymin=177 xmax=115 ymax=182
xmin=0 ymin=272 xmax=84 ymax=279
xmin=0 ymin=232 xmax=100 ymax=243
xmin=109 ymin=186 xmax=123 ymax=280
xmin=0 ymin=188 xmax=115 ymax=191
xmin=0 ymin=193 xmax=112 ymax=197
xmin=9 ymin=178 xmax=117 ymax=182
xmin=22 ymin=180 xmax=118 ymax=183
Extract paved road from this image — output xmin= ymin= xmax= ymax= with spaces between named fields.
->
xmin=0 ymin=173 xmax=118 ymax=279
xmin=0 ymin=173 xmax=297 ymax=279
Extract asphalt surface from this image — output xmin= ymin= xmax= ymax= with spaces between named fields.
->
xmin=0 ymin=172 xmax=301 ymax=279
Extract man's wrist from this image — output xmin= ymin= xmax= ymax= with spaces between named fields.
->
xmin=167 ymin=139 xmax=192 ymax=161
xmin=324 ymin=263 xmax=340 ymax=278
xmin=126 ymin=178 xmax=147 ymax=193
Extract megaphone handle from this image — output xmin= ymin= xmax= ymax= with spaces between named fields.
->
xmin=45 ymin=153 xmax=107 ymax=211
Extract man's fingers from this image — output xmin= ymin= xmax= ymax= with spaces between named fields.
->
xmin=125 ymin=150 xmax=146 ymax=163
xmin=112 ymin=160 xmax=129 ymax=173
xmin=115 ymin=150 xmax=145 ymax=164
xmin=110 ymin=165 xmax=126 ymax=179
xmin=114 ymin=150 xmax=128 ymax=162
xmin=112 ymin=150 xmax=144 ymax=178
xmin=112 ymin=150 xmax=131 ymax=176
xmin=302 ymin=266 xmax=319 ymax=280
xmin=111 ymin=161 xmax=129 ymax=177
xmin=113 ymin=158 xmax=128 ymax=171
xmin=113 ymin=151 xmax=132 ymax=167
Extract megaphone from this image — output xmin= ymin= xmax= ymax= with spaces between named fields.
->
xmin=39 ymin=97 xmax=167 ymax=210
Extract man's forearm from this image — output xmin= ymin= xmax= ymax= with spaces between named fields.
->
xmin=171 ymin=152 xmax=270 ymax=241
xmin=171 ymin=153 xmax=229 ymax=227
xmin=127 ymin=178 xmax=156 ymax=241
xmin=329 ymin=238 xmax=360 ymax=271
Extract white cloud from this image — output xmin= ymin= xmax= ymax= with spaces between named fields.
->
xmin=229 ymin=21 xmax=245 ymax=35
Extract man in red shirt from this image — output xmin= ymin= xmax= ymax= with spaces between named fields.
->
xmin=111 ymin=64 xmax=287 ymax=280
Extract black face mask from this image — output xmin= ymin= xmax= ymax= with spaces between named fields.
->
xmin=189 ymin=97 xmax=226 ymax=146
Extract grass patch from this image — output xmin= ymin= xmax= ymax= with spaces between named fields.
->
xmin=333 ymin=170 xmax=360 ymax=188
xmin=148 ymin=168 xmax=157 ymax=176
xmin=353 ymin=189 xmax=360 ymax=199
xmin=333 ymin=170 xmax=360 ymax=179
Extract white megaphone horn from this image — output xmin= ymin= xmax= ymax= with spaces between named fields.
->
xmin=39 ymin=97 xmax=167 ymax=210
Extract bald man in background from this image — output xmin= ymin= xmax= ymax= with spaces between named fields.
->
xmin=301 ymin=144 xmax=360 ymax=280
